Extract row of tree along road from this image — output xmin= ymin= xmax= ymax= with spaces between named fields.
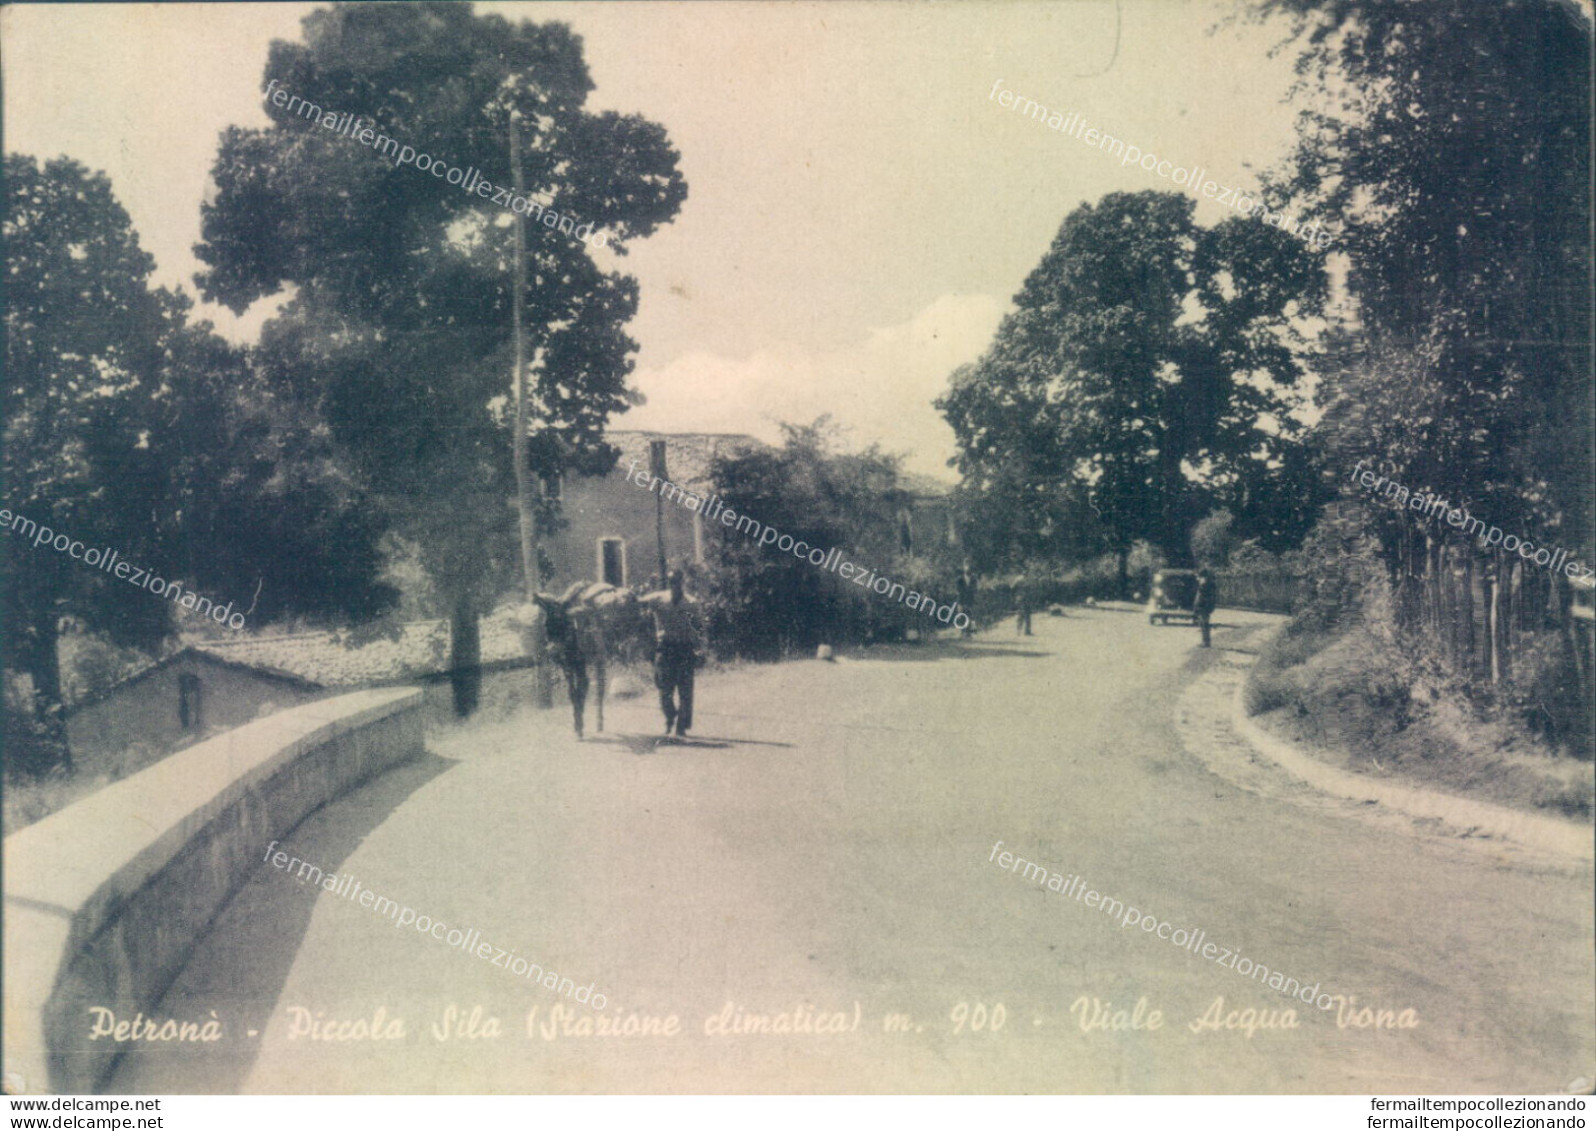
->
xmin=938 ymin=1 xmax=1592 ymax=755
xmin=5 ymin=1 xmax=1591 ymax=782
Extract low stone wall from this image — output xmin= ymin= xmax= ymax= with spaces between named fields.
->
xmin=3 ymin=687 xmax=424 ymax=1094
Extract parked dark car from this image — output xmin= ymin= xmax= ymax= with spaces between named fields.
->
xmin=1147 ymin=569 xmax=1199 ymax=625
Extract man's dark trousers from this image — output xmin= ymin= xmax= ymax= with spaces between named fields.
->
xmin=562 ymin=654 xmax=589 ymax=734
xmin=655 ymin=640 xmax=695 ymax=735
xmin=1194 ymin=575 xmax=1216 ymax=649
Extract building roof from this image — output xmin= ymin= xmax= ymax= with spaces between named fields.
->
xmin=606 ymin=430 xmax=955 ymax=498
xmin=605 ymin=430 xmax=764 ymax=488
xmin=190 ymin=611 xmax=529 ymax=689
xmin=63 ymin=646 xmax=322 ymax=715
xmin=67 ymin=609 xmax=536 ymax=716
xmin=896 ymin=470 xmax=956 ymax=499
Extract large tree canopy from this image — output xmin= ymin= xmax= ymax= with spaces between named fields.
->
xmin=940 ymin=190 xmax=1325 ymax=571
xmin=3 ymin=154 xmax=392 ymax=748
xmin=1258 ymin=0 xmax=1592 ymax=549
xmin=1240 ymin=0 xmax=1591 ymax=738
xmin=194 ymin=2 xmax=687 ymax=711
xmin=4 ymin=155 xmax=169 ymax=714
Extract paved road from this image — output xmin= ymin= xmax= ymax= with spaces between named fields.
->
xmin=111 ymin=609 xmax=1594 ymax=1093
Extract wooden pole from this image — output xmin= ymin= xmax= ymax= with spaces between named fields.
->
xmin=651 ymin=438 xmax=669 ymax=581
xmin=511 ymin=117 xmax=535 ymax=602
xmin=1461 ymin=551 xmax=1475 ymax=675
xmin=510 ymin=112 xmax=552 ymax=708
xmin=1488 ymin=559 xmax=1502 ymax=686
xmin=656 ymin=494 xmax=667 ymax=581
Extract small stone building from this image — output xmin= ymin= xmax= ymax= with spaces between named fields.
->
xmin=543 ymin=431 xmax=959 ymax=589
xmin=64 ymin=614 xmax=532 ymax=779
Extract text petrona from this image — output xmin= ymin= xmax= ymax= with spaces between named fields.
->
xmin=87 ymin=1007 xmax=223 ymax=1043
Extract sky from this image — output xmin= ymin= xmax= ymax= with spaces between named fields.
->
xmin=2 ymin=0 xmax=1308 ymax=477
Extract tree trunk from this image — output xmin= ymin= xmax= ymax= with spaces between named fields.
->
xmin=1436 ymin=532 xmax=1449 ymax=641
xmin=450 ymin=592 xmax=482 ymax=717
xmin=1489 ymin=557 xmax=1505 ymax=685
xmin=1433 ymin=539 xmax=1449 ymax=662
xmin=1481 ymin=567 xmax=1493 ymax=682
xmin=510 ymin=117 xmax=536 ymax=603
xmin=21 ymin=609 xmax=72 ymax=772
xmin=24 ymin=608 xmax=63 ymax=716
xmin=1393 ymin=523 xmax=1415 ymax=631
xmin=1561 ymin=575 xmax=1588 ymax=704
xmin=1155 ymin=416 xmax=1191 ymax=567
xmin=1507 ymin=557 xmax=1522 ymax=671
xmin=1116 ymin=549 xmax=1129 ymax=599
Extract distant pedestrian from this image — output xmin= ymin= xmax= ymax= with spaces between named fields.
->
xmin=1194 ymin=567 xmax=1217 ymax=648
xmin=642 ymin=569 xmax=702 ymax=738
xmin=956 ymin=566 xmax=977 ymax=638
xmin=1015 ymin=571 xmax=1034 ymax=636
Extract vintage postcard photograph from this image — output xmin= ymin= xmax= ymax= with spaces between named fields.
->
xmin=2 ymin=0 xmax=1592 ymax=1109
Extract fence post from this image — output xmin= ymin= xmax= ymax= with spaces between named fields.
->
xmin=1461 ymin=553 xmax=1475 ymax=675
xmin=1486 ymin=566 xmax=1500 ymax=686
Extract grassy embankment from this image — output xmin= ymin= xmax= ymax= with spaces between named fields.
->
xmin=1243 ymin=617 xmax=1593 ymax=822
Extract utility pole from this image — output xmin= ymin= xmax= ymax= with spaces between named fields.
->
xmin=510 ymin=108 xmax=552 ymax=708
xmin=651 ymin=438 xmax=669 ymax=581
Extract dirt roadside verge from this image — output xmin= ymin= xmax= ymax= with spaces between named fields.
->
xmin=1175 ymin=618 xmax=1592 ymax=868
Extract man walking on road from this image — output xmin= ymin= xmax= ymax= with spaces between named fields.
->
xmin=1194 ymin=567 xmax=1217 ymax=648
xmin=1015 ymin=569 xmax=1035 ymax=636
xmin=642 ymin=569 xmax=702 ymax=738
xmin=956 ymin=565 xmax=977 ymax=638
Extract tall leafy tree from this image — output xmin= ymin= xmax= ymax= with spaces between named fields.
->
xmin=939 ymin=361 xmax=1102 ymax=573
xmin=705 ymin=420 xmax=934 ymax=657
xmin=1258 ymin=0 xmax=1592 ymax=558
xmin=941 ymin=191 xmax=1325 ymax=578
xmin=151 ymin=299 xmax=397 ymax=631
xmin=4 ymin=155 xmax=168 ymax=722
xmin=195 ymin=2 xmax=687 ymax=713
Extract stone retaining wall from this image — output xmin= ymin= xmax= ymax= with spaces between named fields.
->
xmin=3 ymin=687 xmax=424 ymax=1094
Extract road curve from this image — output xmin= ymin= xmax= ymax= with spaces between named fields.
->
xmin=109 ymin=608 xmax=1595 ymax=1093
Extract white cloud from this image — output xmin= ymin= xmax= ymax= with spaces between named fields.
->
xmin=620 ymin=293 xmax=1007 ymax=480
